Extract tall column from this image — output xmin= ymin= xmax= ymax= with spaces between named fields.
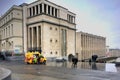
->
xmin=73 ymin=17 xmax=74 ymax=23
xmin=28 ymin=27 xmax=30 ymax=49
xmin=8 ymin=26 xmax=10 ymax=37
xmin=50 ymin=6 xmax=52 ymax=15
xmin=32 ymin=27 xmax=34 ymax=49
xmin=54 ymin=8 xmax=55 ymax=16
xmin=34 ymin=6 xmax=36 ymax=15
xmin=42 ymin=3 xmax=44 ymax=13
xmin=28 ymin=8 xmax=30 ymax=17
xmin=37 ymin=26 xmax=39 ymax=49
xmin=74 ymin=17 xmax=75 ymax=23
xmin=4 ymin=29 xmax=6 ymax=38
xmin=57 ymin=9 xmax=59 ymax=17
xmin=31 ymin=7 xmax=33 ymax=16
xmin=38 ymin=4 xmax=40 ymax=14
xmin=46 ymin=5 xmax=48 ymax=14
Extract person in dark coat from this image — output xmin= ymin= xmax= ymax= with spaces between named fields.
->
xmin=92 ymin=55 xmax=98 ymax=62
xmin=72 ymin=57 xmax=78 ymax=67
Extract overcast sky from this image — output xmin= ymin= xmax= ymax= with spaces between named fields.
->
xmin=0 ymin=0 xmax=120 ymax=49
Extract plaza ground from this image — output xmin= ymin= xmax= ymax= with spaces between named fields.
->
xmin=0 ymin=60 xmax=120 ymax=80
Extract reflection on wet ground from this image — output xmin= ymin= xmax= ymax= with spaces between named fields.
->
xmin=46 ymin=61 xmax=120 ymax=72
xmin=1 ymin=60 xmax=120 ymax=80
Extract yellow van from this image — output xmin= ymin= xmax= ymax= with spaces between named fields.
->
xmin=25 ymin=51 xmax=46 ymax=64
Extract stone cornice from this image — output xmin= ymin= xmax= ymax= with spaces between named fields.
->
xmin=27 ymin=20 xmax=76 ymax=31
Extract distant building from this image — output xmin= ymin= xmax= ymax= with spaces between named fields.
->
xmin=109 ymin=49 xmax=120 ymax=57
xmin=0 ymin=5 xmax=23 ymax=53
xmin=76 ymin=31 xmax=106 ymax=60
xmin=0 ymin=0 xmax=76 ymax=58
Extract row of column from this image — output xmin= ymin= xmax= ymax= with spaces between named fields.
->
xmin=28 ymin=26 xmax=41 ymax=50
xmin=0 ymin=24 xmax=13 ymax=39
xmin=29 ymin=3 xmax=59 ymax=17
xmin=0 ymin=13 xmax=13 ymax=27
xmin=67 ymin=14 xmax=75 ymax=23
xmin=81 ymin=35 xmax=106 ymax=59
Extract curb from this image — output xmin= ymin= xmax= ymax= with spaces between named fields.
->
xmin=0 ymin=67 xmax=11 ymax=80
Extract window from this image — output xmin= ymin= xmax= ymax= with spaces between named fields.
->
xmin=33 ymin=7 xmax=35 ymax=15
xmin=50 ymin=52 xmax=52 ymax=54
xmin=44 ymin=4 xmax=46 ymax=14
xmin=8 ymin=15 xmax=10 ymax=20
xmin=6 ymin=27 xmax=7 ymax=37
xmin=6 ymin=17 xmax=7 ymax=22
xmin=71 ymin=16 xmax=73 ymax=23
xmin=11 ymin=12 xmax=13 ymax=18
xmin=55 ymin=51 xmax=58 ymax=54
xmin=40 ymin=4 xmax=42 ymax=13
xmin=11 ymin=24 xmax=13 ymax=35
xmin=4 ymin=19 xmax=5 ymax=24
xmin=48 ymin=5 xmax=50 ymax=15
xmin=50 ymin=39 xmax=52 ymax=42
xmin=29 ymin=8 xmax=32 ymax=16
xmin=52 ymin=7 xmax=54 ymax=16
xmin=55 ymin=40 xmax=58 ymax=43
xmin=4 ymin=29 xmax=5 ymax=38
xmin=55 ymin=9 xmax=57 ymax=17
xmin=50 ymin=27 xmax=52 ymax=30
xmin=8 ymin=26 xmax=10 ymax=36
xmin=11 ymin=41 xmax=13 ymax=48
xmin=55 ymin=28 xmax=57 ymax=31
xmin=36 ymin=5 xmax=38 ymax=14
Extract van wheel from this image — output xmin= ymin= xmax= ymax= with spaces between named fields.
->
xmin=27 ymin=62 xmax=29 ymax=64
xmin=43 ymin=61 xmax=46 ymax=65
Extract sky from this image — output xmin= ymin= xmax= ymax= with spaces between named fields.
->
xmin=0 ymin=0 xmax=120 ymax=49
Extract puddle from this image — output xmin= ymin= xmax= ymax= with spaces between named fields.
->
xmin=105 ymin=63 xmax=117 ymax=72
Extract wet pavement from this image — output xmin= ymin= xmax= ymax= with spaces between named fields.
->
xmin=0 ymin=60 xmax=120 ymax=80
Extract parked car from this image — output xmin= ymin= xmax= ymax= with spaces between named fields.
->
xmin=55 ymin=57 xmax=67 ymax=62
xmin=115 ymin=57 xmax=120 ymax=66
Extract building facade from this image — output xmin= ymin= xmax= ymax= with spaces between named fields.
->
xmin=109 ymin=49 xmax=120 ymax=57
xmin=0 ymin=6 xmax=23 ymax=53
xmin=0 ymin=0 xmax=76 ymax=58
xmin=76 ymin=32 xmax=106 ymax=60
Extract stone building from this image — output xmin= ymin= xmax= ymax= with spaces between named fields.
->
xmin=0 ymin=0 xmax=76 ymax=58
xmin=109 ymin=49 xmax=120 ymax=57
xmin=76 ymin=31 xmax=106 ymax=60
xmin=0 ymin=5 xmax=23 ymax=53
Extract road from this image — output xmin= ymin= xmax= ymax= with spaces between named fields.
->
xmin=0 ymin=60 xmax=120 ymax=80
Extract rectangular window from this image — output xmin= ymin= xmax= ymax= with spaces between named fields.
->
xmin=6 ymin=28 xmax=7 ymax=37
xmin=11 ymin=24 xmax=13 ymax=35
xmin=55 ymin=8 xmax=57 ymax=17
xmin=11 ymin=12 xmax=13 ymax=18
xmin=9 ymin=26 xmax=10 ymax=37
xmin=4 ymin=29 xmax=5 ymax=38
xmin=33 ymin=7 xmax=35 ymax=16
xmin=69 ymin=15 xmax=71 ymax=22
xmin=6 ymin=17 xmax=7 ymax=22
xmin=44 ymin=4 xmax=46 ymax=14
xmin=36 ymin=5 xmax=38 ymax=15
xmin=40 ymin=4 xmax=42 ymax=13
xmin=71 ymin=16 xmax=73 ymax=23
xmin=29 ymin=8 xmax=32 ymax=16
xmin=52 ymin=7 xmax=54 ymax=16
xmin=48 ymin=6 xmax=50 ymax=15
xmin=8 ymin=15 xmax=10 ymax=20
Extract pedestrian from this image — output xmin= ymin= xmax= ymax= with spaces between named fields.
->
xmin=72 ymin=56 xmax=78 ymax=68
xmin=92 ymin=55 xmax=98 ymax=62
